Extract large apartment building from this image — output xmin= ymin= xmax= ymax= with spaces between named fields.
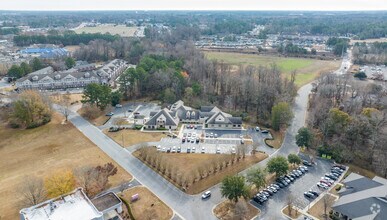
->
xmin=15 ymin=59 xmax=130 ymax=90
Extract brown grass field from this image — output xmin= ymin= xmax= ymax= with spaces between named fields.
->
xmin=104 ymin=129 xmax=166 ymax=147
xmin=0 ymin=113 xmax=132 ymax=219
xmin=133 ymin=150 xmax=268 ymax=194
xmin=204 ymin=52 xmax=341 ymax=86
xmin=121 ymin=187 xmax=173 ymax=220
xmin=214 ymin=200 xmax=259 ymax=220
xmin=74 ymin=24 xmax=138 ymax=37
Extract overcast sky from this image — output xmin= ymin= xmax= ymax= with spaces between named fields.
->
xmin=1 ymin=0 xmax=387 ymax=11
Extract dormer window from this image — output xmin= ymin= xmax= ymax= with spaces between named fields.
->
xmin=186 ymin=111 xmax=191 ymax=119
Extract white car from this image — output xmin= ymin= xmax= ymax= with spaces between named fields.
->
xmin=216 ymin=147 xmax=221 ymax=154
xmin=231 ymin=147 xmax=236 ymax=154
xmin=317 ymin=182 xmax=329 ymax=189
xmin=115 ymin=104 xmax=122 ymax=108
xmin=202 ymin=191 xmax=211 ymax=199
xmin=162 ymin=147 xmax=166 ymax=152
xmin=156 ymin=145 xmax=161 ymax=151
xmin=201 ymin=147 xmax=205 ymax=153
xmin=171 ymin=146 xmax=176 ymax=153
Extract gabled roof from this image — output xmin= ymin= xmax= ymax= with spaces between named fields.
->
xmin=332 ymin=173 xmax=387 ymax=220
xmin=145 ymin=108 xmax=178 ymax=126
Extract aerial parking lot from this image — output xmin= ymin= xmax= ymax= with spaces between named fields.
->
xmin=250 ymin=158 xmax=345 ymax=220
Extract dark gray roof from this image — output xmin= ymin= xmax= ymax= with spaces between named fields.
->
xmin=175 ymin=106 xmax=200 ymax=120
xmin=200 ymin=111 xmax=215 ymax=118
xmin=145 ymin=108 xmax=178 ymax=126
xmin=228 ymin=117 xmax=243 ymax=124
xmin=91 ymin=192 xmax=121 ymax=212
xmin=149 ymin=111 xmax=158 ymax=117
xmin=201 ymin=106 xmax=215 ymax=112
xmin=332 ymin=173 xmax=387 ymax=220
xmin=340 ymin=177 xmax=383 ymax=196
xmin=333 ymin=197 xmax=387 ymax=220
xmin=16 ymin=70 xmax=99 ymax=82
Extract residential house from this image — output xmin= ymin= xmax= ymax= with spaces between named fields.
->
xmin=19 ymin=188 xmax=123 ymax=220
xmin=332 ymin=173 xmax=387 ymax=220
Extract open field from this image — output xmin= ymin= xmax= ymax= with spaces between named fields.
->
xmin=133 ymin=149 xmax=268 ymax=194
xmin=104 ymin=129 xmax=167 ymax=147
xmin=204 ymin=52 xmax=341 ymax=86
xmin=0 ymin=113 xmax=132 ymax=219
xmin=74 ymin=24 xmax=138 ymax=37
xmin=351 ymin=38 xmax=387 ymax=44
xmin=214 ymin=200 xmax=259 ymax=220
xmin=121 ymin=186 xmax=173 ymax=220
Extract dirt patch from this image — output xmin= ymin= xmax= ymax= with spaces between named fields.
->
xmin=265 ymin=129 xmax=285 ymax=149
xmin=308 ymin=194 xmax=337 ymax=219
xmin=121 ymin=186 xmax=173 ymax=220
xmin=214 ymin=200 xmax=259 ymax=220
xmin=282 ymin=205 xmax=301 ymax=219
xmin=104 ymin=129 xmax=166 ymax=147
xmin=133 ymin=149 xmax=268 ymax=195
xmin=0 ymin=113 xmax=132 ymax=219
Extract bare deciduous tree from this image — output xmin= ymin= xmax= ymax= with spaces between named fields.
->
xmin=19 ymin=176 xmax=47 ymax=207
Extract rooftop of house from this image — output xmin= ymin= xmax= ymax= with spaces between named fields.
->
xmin=332 ymin=173 xmax=387 ymax=220
xmin=20 ymin=188 xmax=103 ymax=220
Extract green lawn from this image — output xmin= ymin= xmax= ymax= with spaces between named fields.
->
xmin=205 ymin=52 xmax=341 ymax=86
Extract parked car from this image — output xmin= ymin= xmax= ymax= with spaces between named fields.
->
xmin=264 ymin=188 xmax=274 ymax=195
xmin=304 ymin=191 xmax=315 ymax=198
xmin=166 ymin=147 xmax=171 ymax=153
xmin=285 ymin=175 xmax=295 ymax=182
xmin=105 ymin=112 xmax=114 ymax=116
xmin=276 ymin=181 xmax=285 ymax=188
xmin=216 ymin=147 xmax=221 ymax=154
xmin=191 ymin=138 xmax=195 ymax=143
xmin=108 ymin=127 xmax=119 ymax=132
xmin=231 ymin=147 xmax=236 ymax=154
xmin=214 ymin=133 xmax=218 ymax=138
xmin=156 ymin=145 xmax=161 ymax=151
xmin=261 ymin=129 xmax=269 ymax=134
xmin=177 ymin=146 xmax=181 ymax=153
xmin=202 ymin=191 xmax=211 ymax=199
xmin=182 ymin=137 xmax=186 ymax=143
xmin=205 ymin=133 xmax=209 ymax=138
xmin=300 ymin=165 xmax=309 ymax=171
xmin=255 ymin=126 xmax=260 ymax=131
xmin=241 ymin=138 xmax=244 ymax=144
xmin=201 ymin=147 xmax=205 ymax=153
xmin=253 ymin=195 xmax=266 ymax=204
xmin=192 ymin=146 xmax=196 ymax=153
xmin=269 ymin=186 xmax=277 ymax=193
xmin=309 ymin=190 xmax=319 ymax=197
xmin=321 ymin=177 xmax=334 ymax=183
xmin=127 ymin=109 xmax=133 ymax=112
xmin=261 ymin=190 xmax=270 ymax=197
xmin=317 ymin=182 xmax=329 ymax=189
xmin=171 ymin=146 xmax=176 ymax=153
xmin=303 ymin=160 xmax=312 ymax=166
xmin=196 ymin=138 xmax=200 ymax=143
xmin=320 ymin=180 xmax=332 ymax=186
xmin=271 ymin=184 xmax=280 ymax=190
xmin=187 ymin=147 xmax=191 ymax=153
xmin=210 ymin=133 xmax=214 ymax=138
xmin=115 ymin=104 xmax=122 ymax=108
xmin=162 ymin=147 xmax=166 ymax=152
xmin=290 ymin=173 xmax=297 ymax=179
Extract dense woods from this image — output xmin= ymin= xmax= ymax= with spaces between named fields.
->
xmin=353 ymin=42 xmax=387 ymax=65
xmin=307 ymin=74 xmax=387 ymax=177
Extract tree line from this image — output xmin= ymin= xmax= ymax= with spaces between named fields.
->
xmin=7 ymin=58 xmax=44 ymax=79
xmin=13 ymin=32 xmax=119 ymax=47
xmin=307 ymin=73 xmax=387 ymax=177
xmin=353 ymin=42 xmax=387 ymax=65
